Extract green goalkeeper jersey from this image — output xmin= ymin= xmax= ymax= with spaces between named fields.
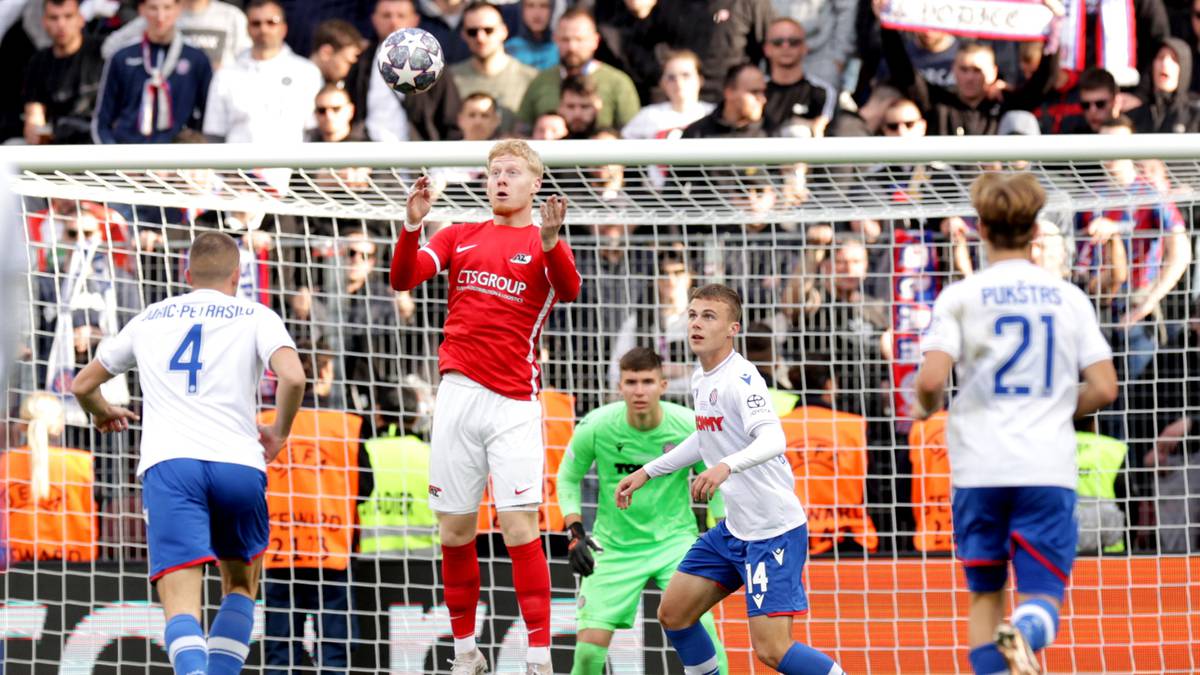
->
xmin=557 ymin=401 xmax=722 ymax=550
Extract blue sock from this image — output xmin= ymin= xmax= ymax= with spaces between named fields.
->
xmin=968 ymin=644 xmax=1008 ymax=675
xmin=164 ymin=614 xmax=207 ymax=675
xmin=207 ymin=593 xmax=255 ymax=675
xmin=776 ymin=642 xmax=842 ymax=675
xmin=1012 ymin=598 xmax=1059 ymax=652
xmin=663 ymin=624 xmax=720 ymax=675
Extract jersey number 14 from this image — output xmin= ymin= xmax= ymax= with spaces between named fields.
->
xmin=169 ymin=323 xmax=204 ymax=394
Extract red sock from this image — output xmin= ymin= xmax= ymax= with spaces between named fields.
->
xmin=442 ymin=540 xmax=480 ymax=640
xmin=507 ymin=538 xmax=551 ymax=647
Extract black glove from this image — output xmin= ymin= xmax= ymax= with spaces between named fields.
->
xmin=566 ymin=522 xmax=603 ymax=576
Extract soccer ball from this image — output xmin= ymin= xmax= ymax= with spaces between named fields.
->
xmin=376 ymin=27 xmax=444 ymax=95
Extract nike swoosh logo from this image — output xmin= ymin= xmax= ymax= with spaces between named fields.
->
xmin=515 ymin=486 xmax=533 ymax=495
xmin=456 ymin=244 xmax=478 ymax=253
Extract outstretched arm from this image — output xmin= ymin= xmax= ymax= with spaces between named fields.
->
xmin=389 ymin=175 xmax=441 ymax=291
xmin=540 ymin=195 xmax=581 ymax=302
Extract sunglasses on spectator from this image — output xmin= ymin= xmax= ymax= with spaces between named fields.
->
xmin=346 ymin=249 xmax=375 ymax=260
xmin=768 ymin=37 xmax=804 ymax=47
xmin=465 ymin=26 xmax=497 ymax=37
xmin=249 ymin=17 xmax=283 ymax=27
xmin=1080 ymin=99 xmax=1112 ymax=110
xmin=316 ymin=105 xmax=348 ymax=115
xmin=884 ymin=119 xmax=920 ymax=131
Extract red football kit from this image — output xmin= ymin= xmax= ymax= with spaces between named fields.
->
xmin=390 ymin=220 xmax=581 ymax=400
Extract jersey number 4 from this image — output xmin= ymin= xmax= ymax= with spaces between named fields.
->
xmin=993 ymin=314 xmax=1054 ymax=396
xmin=169 ymin=323 xmax=204 ymax=394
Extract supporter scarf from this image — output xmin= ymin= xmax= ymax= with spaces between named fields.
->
xmin=1061 ymin=0 xmax=1137 ymax=86
xmin=878 ymin=0 xmax=1055 ymax=41
xmin=138 ymin=31 xmax=184 ymax=137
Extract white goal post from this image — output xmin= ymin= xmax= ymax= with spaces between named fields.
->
xmin=1 ymin=136 xmax=1198 ymax=674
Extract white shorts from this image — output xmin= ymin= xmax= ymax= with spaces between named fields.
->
xmin=427 ymin=372 xmax=544 ymax=514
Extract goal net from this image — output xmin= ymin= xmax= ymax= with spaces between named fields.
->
xmin=2 ymin=136 xmax=1197 ymax=674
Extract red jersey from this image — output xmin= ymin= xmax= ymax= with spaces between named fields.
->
xmin=391 ymin=221 xmax=581 ymax=400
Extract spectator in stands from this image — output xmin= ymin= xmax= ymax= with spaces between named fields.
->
xmin=310 ymin=18 xmax=367 ymax=86
xmin=1023 ymin=44 xmax=1083 ymax=134
xmin=308 ymin=83 xmax=367 ymax=142
xmin=101 ymin=0 xmax=250 ymax=70
xmin=450 ymin=1 xmax=536 ymax=131
xmin=22 ymin=0 xmax=104 ymax=145
xmin=1144 ymin=414 xmax=1200 ymax=553
xmin=681 ymin=62 xmax=768 ymax=139
xmin=825 ymin=83 xmax=900 ymax=137
xmin=261 ymin=337 xmax=363 ymax=675
xmin=595 ymin=0 xmax=659 ymax=102
xmin=27 ymin=198 xmax=131 ymax=273
xmin=877 ymin=10 xmax=1059 ymax=135
xmin=762 ymin=17 xmax=836 ymax=136
xmin=530 ymin=111 xmax=568 ymax=139
xmin=1067 ymin=67 xmax=1122 ymax=133
xmin=330 ymin=231 xmax=400 ymax=413
xmin=204 ymin=0 xmax=323 ymax=143
xmin=904 ymin=29 xmax=958 ymax=88
xmin=457 ymin=91 xmax=502 ymax=140
xmin=557 ymin=75 xmax=602 ymax=138
xmin=415 ymin=0 xmax=477 ymax=65
xmin=607 ymin=248 xmax=695 ymax=397
xmin=771 ymin=0 xmax=857 ymax=90
xmin=517 ymin=8 xmax=641 ymax=131
xmin=630 ymin=0 xmax=774 ymax=102
xmin=1074 ymin=116 xmax=1191 ymax=384
xmin=620 ymin=49 xmax=713 ymax=140
xmin=783 ymin=236 xmax=890 ymax=417
xmin=272 ymin=0 xmax=372 ymax=58
xmin=1129 ymin=38 xmax=1200 ymax=133
xmin=506 ymin=0 xmax=557 ymax=69
xmin=92 ymin=0 xmax=213 ymax=144
xmin=357 ymin=0 xmax=462 ymax=141
xmin=744 ymin=321 xmax=798 ymax=415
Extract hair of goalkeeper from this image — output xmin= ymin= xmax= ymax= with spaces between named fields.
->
xmin=689 ymin=283 xmax=743 ymax=322
xmin=187 ymin=231 xmax=240 ymax=286
xmin=969 ymin=171 xmax=1045 ymax=250
xmin=618 ymin=346 xmax=664 ymax=374
xmin=488 ymin=139 xmax=544 ymax=178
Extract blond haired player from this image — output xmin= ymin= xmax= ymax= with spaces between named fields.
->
xmin=390 ymin=139 xmax=581 ymax=675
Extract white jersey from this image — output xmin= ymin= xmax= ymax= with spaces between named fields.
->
xmin=97 ymin=289 xmax=295 ymax=476
xmin=920 ymin=259 xmax=1112 ymax=489
xmin=692 ymin=351 xmax=807 ymax=540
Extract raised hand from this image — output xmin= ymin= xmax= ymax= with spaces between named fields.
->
xmin=406 ymin=175 xmax=434 ymax=228
xmin=539 ymin=194 xmax=568 ymax=252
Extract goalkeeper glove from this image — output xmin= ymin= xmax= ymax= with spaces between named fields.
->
xmin=566 ymin=522 xmax=603 ymax=576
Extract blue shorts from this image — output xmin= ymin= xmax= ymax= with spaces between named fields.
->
xmin=952 ymin=486 xmax=1078 ymax=601
xmin=142 ymin=459 xmax=269 ymax=581
xmin=676 ymin=520 xmax=809 ymax=617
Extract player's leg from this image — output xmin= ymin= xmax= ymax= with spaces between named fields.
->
xmin=144 ymin=459 xmax=218 ymax=675
xmin=428 ymin=375 xmax=491 ymax=672
xmin=206 ymin=462 xmax=270 ymax=675
xmin=658 ymin=523 xmax=744 ymax=675
xmin=654 ymin=536 xmax=729 ymax=675
xmin=489 ymin=398 xmax=552 ymax=671
xmin=742 ymin=524 xmax=843 ymax=675
xmin=572 ymin=545 xmax=657 ymax=675
xmin=952 ymin=487 xmax=1017 ymax=675
xmin=1000 ymin=486 xmax=1079 ymax=674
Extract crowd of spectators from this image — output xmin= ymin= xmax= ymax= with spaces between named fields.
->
xmin=7 ymin=0 xmax=1200 ymax=573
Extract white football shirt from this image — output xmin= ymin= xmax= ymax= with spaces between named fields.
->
xmin=97 ymin=289 xmax=295 ymax=476
xmin=920 ymin=259 xmax=1112 ymax=489
xmin=692 ymin=350 xmax=807 ymax=541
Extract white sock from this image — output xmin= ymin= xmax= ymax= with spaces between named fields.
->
xmin=454 ymin=636 xmax=477 ymax=655
xmin=527 ymin=646 xmax=551 ymax=664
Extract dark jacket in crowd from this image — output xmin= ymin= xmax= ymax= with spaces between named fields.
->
xmin=1129 ymin=37 xmax=1200 ymax=133
xmin=630 ymin=0 xmax=775 ymax=102
xmin=22 ymin=36 xmax=104 ymax=144
xmin=92 ymin=39 xmax=212 ymax=144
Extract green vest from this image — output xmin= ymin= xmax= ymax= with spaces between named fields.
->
xmin=770 ymin=388 xmax=799 ymax=417
xmin=358 ymin=432 xmax=437 ymax=554
xmin=1075 ymin=431 xmax=1127 ymax=553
